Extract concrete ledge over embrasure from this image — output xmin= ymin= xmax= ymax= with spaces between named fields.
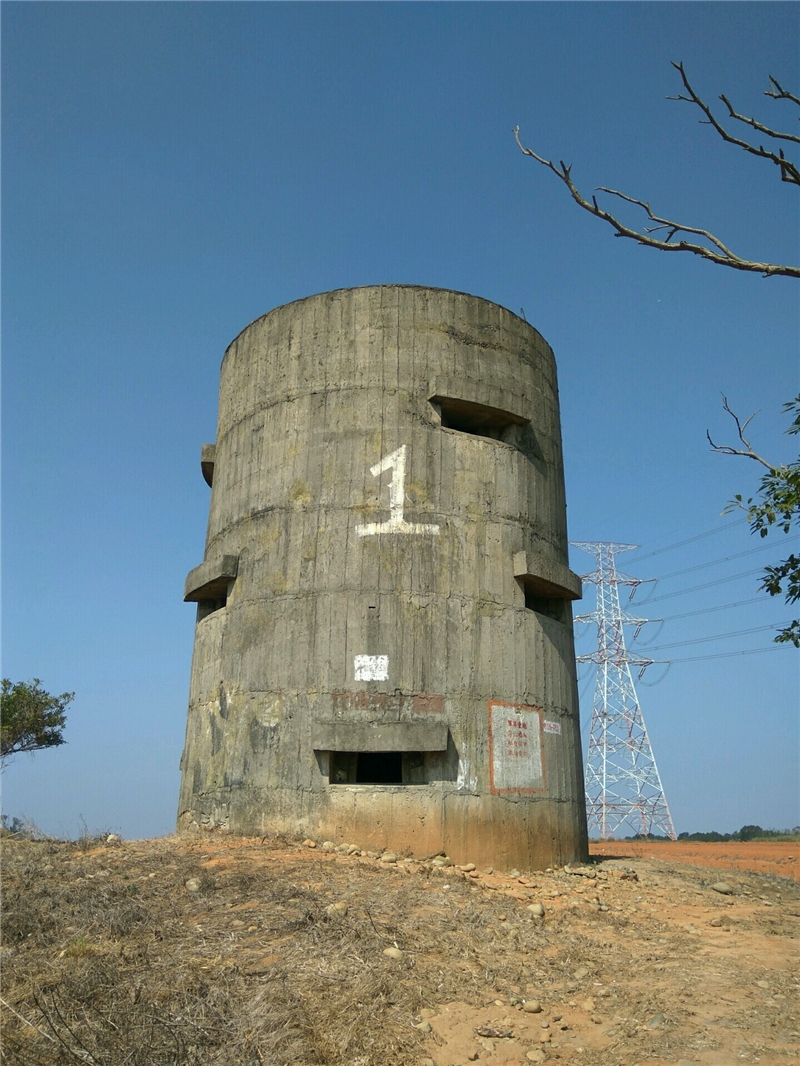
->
xmin=178 ymin=286 xmax=589 ymax=869
xmin=313 ymin=721 xmax=449 ymax=753
xmin=184 ymin=555 xmax=238 ymax=602
xmin=513 ymin=551 xmax=582 ymax=600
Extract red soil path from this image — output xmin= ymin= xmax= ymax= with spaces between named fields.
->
xmin=590 ymin=838 xmax=799 ymax=882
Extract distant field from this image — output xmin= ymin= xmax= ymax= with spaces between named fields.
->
xmin=590 ymin=839 xmax=799 ymax=882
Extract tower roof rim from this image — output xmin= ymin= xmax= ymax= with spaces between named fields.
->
xmin=221 ymin=285 xmax=543 ymax=364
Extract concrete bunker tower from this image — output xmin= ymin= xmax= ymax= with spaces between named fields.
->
xmin=179 ymin=286 xmax=588 ymax=870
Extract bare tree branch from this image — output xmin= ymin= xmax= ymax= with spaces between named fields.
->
xmin=706 ymin=396 xmax=774 ymax=469
xmin=513 ymin=63 xmax=800 ymax=279
xmin=596 ymin=187 xmax=742 ymax=258
xmin=668 ymin=62 xmax=800 ymax=184
xmin=719 ymin=93 xmax=800 ymax=147
xmin=0 ymin=996 xmax=58 ymax=1046
xmin=512 ymin=127 xmax=800 ymax=279
xmin=765 ymin=76 xmax=800 ymax=108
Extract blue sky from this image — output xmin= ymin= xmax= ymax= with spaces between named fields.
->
xmin=3 ymin=2 xmax=797 ymax=839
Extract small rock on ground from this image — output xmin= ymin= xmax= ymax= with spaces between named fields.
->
xmin=383 ymin=946 xmax=403 ymax=959
xmin=325 ymin=901 xmax=349 ymax=917
xmin=711 ymin=881 xmax=734 ymax=894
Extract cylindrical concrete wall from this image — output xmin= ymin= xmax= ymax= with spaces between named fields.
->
xmin=178 ymin=286 xmax=588 ymax=870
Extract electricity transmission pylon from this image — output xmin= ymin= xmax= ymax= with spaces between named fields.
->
xmin=572 ymin=542 xmax=676 ymax=840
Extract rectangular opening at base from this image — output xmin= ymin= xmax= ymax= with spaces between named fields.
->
xmin=330 ymin=751 xmax=425 ymax=785
xmin=357 ymin=752 xmax=401 ymax=783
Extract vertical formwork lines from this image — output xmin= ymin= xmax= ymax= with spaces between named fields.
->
xmin=179 ymin=286 xmax=587 ymax=869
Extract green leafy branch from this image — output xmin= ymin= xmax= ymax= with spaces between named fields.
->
xmin=711 ymin=396 xmax=800 ymax=646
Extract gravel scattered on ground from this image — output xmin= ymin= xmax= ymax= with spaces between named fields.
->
xmin=1 ymin=833 xmax=798 ymax=1066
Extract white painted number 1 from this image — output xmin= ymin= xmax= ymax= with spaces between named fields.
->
xmin=355 ymin=445 xmax=440 ymax=537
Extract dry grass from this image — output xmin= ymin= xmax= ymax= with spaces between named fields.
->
xmin=0 ymin=835 xmax=542 ymax=1065
xmin=3 ymin=834 xmax=798 ymax=1066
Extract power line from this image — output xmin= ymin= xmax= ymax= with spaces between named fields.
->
xmin=640 ymin=537 xmax=798 ymax=583
xmin=576 ymin=642 xmax=790 ymax=685
xmin=573 ymin=597 xmax=767 ymax=642
xmin=632 ymin=567 xmax=765 ymax=605
xmin=666 ymin=645 xmax=789 ymax=663
xmin=624 ymin=518 xmax=747 ymax=564
xmin=641 ymin=623 xmax=787 ymax=652
xmin=658 ymin=596 xmax=763 ymax=621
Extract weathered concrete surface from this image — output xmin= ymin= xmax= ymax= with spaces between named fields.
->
xmin=184 ymin=555 xmax=239 ymax=602
xmin=178 ymin=285 xmax=588 ymax=871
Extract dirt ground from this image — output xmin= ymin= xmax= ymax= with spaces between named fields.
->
xmin=2 ymin=834 xmax=798 ymax=1066
xmin=589 ymin=841 xmax=799 ymax=884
